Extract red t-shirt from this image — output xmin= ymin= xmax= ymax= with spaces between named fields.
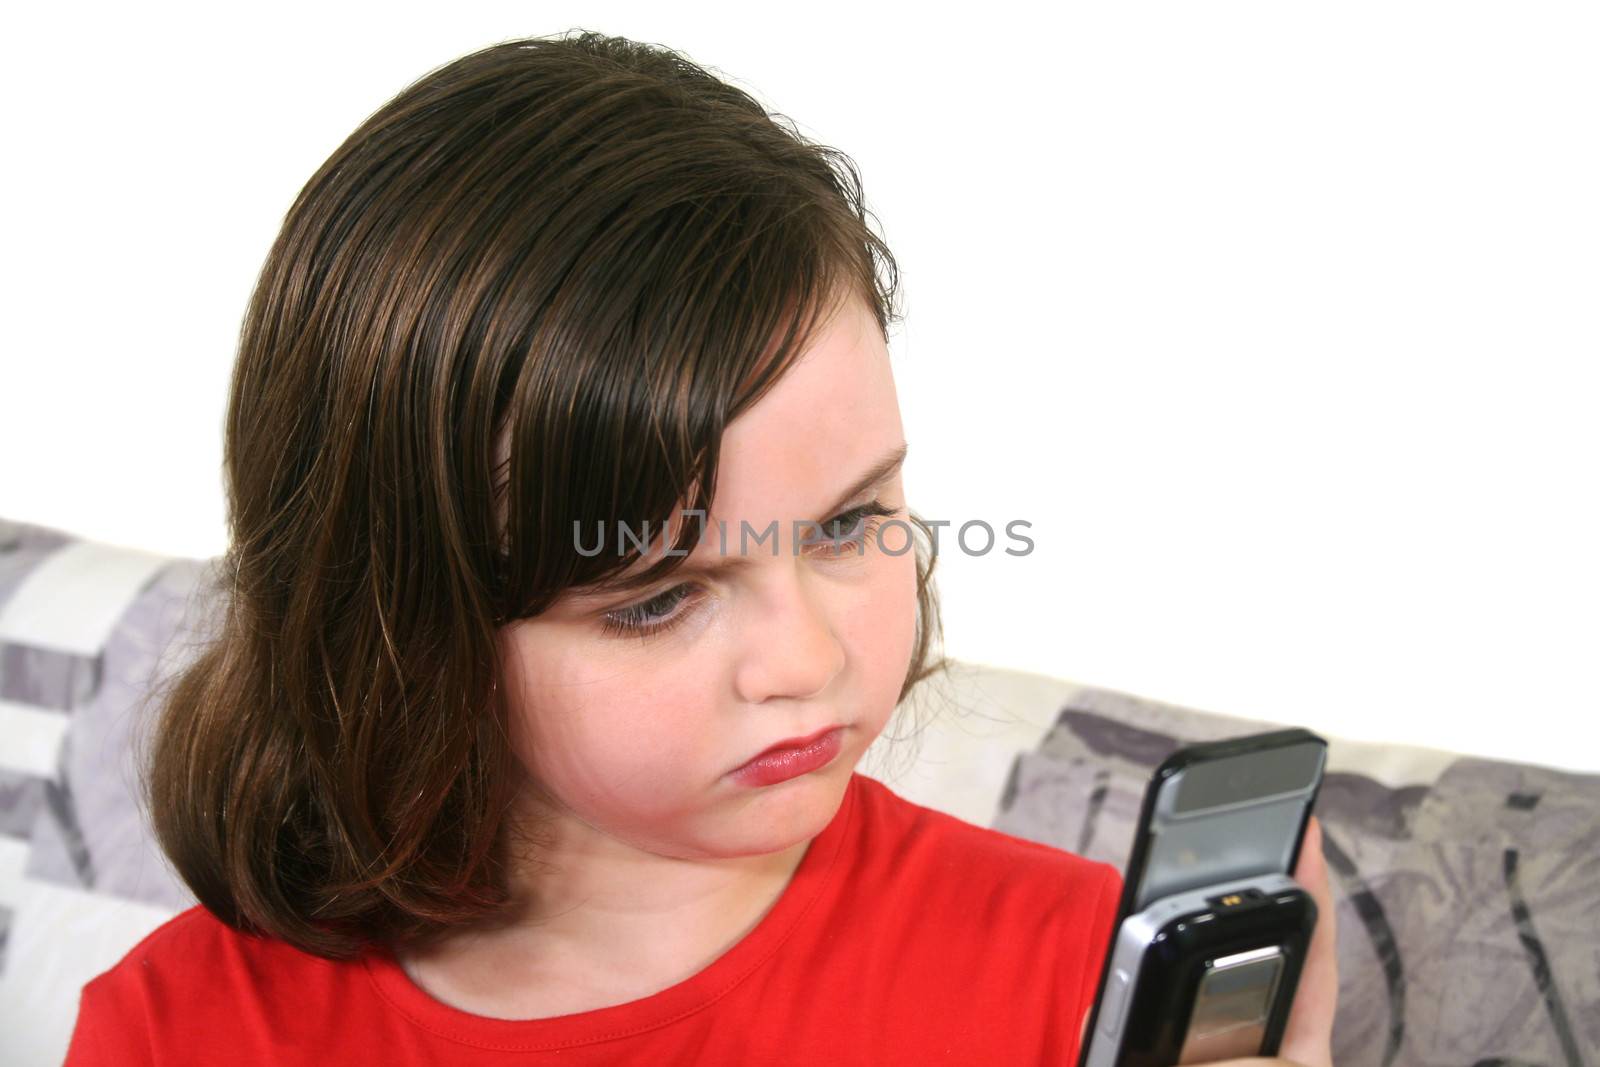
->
xmin=65 ymin=771 xmax=1123 ymax=1065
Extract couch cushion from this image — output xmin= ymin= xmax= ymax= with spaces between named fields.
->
xmin=964 ymin=678 xmax=1600 ymax=1067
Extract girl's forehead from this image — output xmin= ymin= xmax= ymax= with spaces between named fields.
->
xmin=716 ymin=303 xmax=898 ymax=482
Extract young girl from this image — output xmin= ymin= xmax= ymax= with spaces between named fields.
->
xmin=64 ymin=30 xmax=1337 ymax=1065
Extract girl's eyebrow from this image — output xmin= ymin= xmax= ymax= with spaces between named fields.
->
xmin=811 ymin=441 xmax=909 ymax=525
xmin=570 ymin=441 xmax=910 ymax=600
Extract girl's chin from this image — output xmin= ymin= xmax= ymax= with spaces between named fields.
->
xmin=726 ymin=760 xmax=855 ymax=839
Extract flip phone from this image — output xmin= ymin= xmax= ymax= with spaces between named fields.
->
xmin=1076 ymin=727 xmax=1328 ymax=1067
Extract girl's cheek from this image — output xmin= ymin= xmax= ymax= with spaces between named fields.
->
xmin=844 ymin=538 xmax=920 ymax=692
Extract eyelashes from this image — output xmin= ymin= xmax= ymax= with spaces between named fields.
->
xmin=599 ymin=583 xmax=698 ymax=639
xmin=596 ymin=499 xmax=902 ymax=640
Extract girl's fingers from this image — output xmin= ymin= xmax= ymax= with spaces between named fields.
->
xmin=1276 ymin=814 xmax=1339 ymax=1067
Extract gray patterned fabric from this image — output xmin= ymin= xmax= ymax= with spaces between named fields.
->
xmin=22 ymin=555 xmax=215 ymax=910
xmin=991 ymin=689 xmax=1600 ymax=1067
xmin=1 ymin=514 xmax=1594 ymax=1067
xmin=0 ymin=519 xmax=204 ymax=1067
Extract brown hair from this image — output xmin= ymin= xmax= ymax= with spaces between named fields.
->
xmin=144 ymin=29 xmax=948 ymax=961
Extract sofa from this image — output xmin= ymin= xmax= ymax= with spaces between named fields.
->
xmin=1 ymin=515 xmax=1595 ymax=1066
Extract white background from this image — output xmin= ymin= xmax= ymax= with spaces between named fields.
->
xmin=3 ymin=2 xmax=1596 ymax=770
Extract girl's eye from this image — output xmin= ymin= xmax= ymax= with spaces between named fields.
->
xmin=598 ymin=582 xmax=700 ymax=639
xmin=805 ymin=499 xmax=900 ymax=557
xmin=596 ymin=499 xmax=902 ymax=639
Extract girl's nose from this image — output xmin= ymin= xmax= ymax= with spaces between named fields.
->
xmin=732 ymin=568 xmax=846 ymax=704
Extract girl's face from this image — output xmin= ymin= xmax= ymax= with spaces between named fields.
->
xmin=496 ymin=295 xmax=917 ymax=862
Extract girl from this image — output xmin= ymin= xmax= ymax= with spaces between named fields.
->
xmin=65 ymin=30 xmax=1337 ymax=1065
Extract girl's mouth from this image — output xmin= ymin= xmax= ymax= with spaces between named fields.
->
xmin=729 ymin=726 xmax=845 ymax=787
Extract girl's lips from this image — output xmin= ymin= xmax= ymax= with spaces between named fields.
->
xmin=730 ymin=726 xmax=845 ymax=787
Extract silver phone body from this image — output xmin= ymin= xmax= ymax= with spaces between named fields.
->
xmin=1082 ymin=872 xmax=1302 ymax=1067
xmin=1077 ymin=730 xmax=1327 ymax=1067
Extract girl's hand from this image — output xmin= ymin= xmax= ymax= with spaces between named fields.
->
xmin=1078 ymin=814 xmax=1340 ymax=1067
xmin=1194 ymin=814 xmax=1341 ymax=1067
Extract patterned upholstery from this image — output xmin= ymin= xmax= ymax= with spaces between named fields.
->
xmin=989 ymin=687 xmax=1600 ymax=1066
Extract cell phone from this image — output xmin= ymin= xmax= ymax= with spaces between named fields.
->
xmin=1076 ymin=727 xmax=1328 ymax=1067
